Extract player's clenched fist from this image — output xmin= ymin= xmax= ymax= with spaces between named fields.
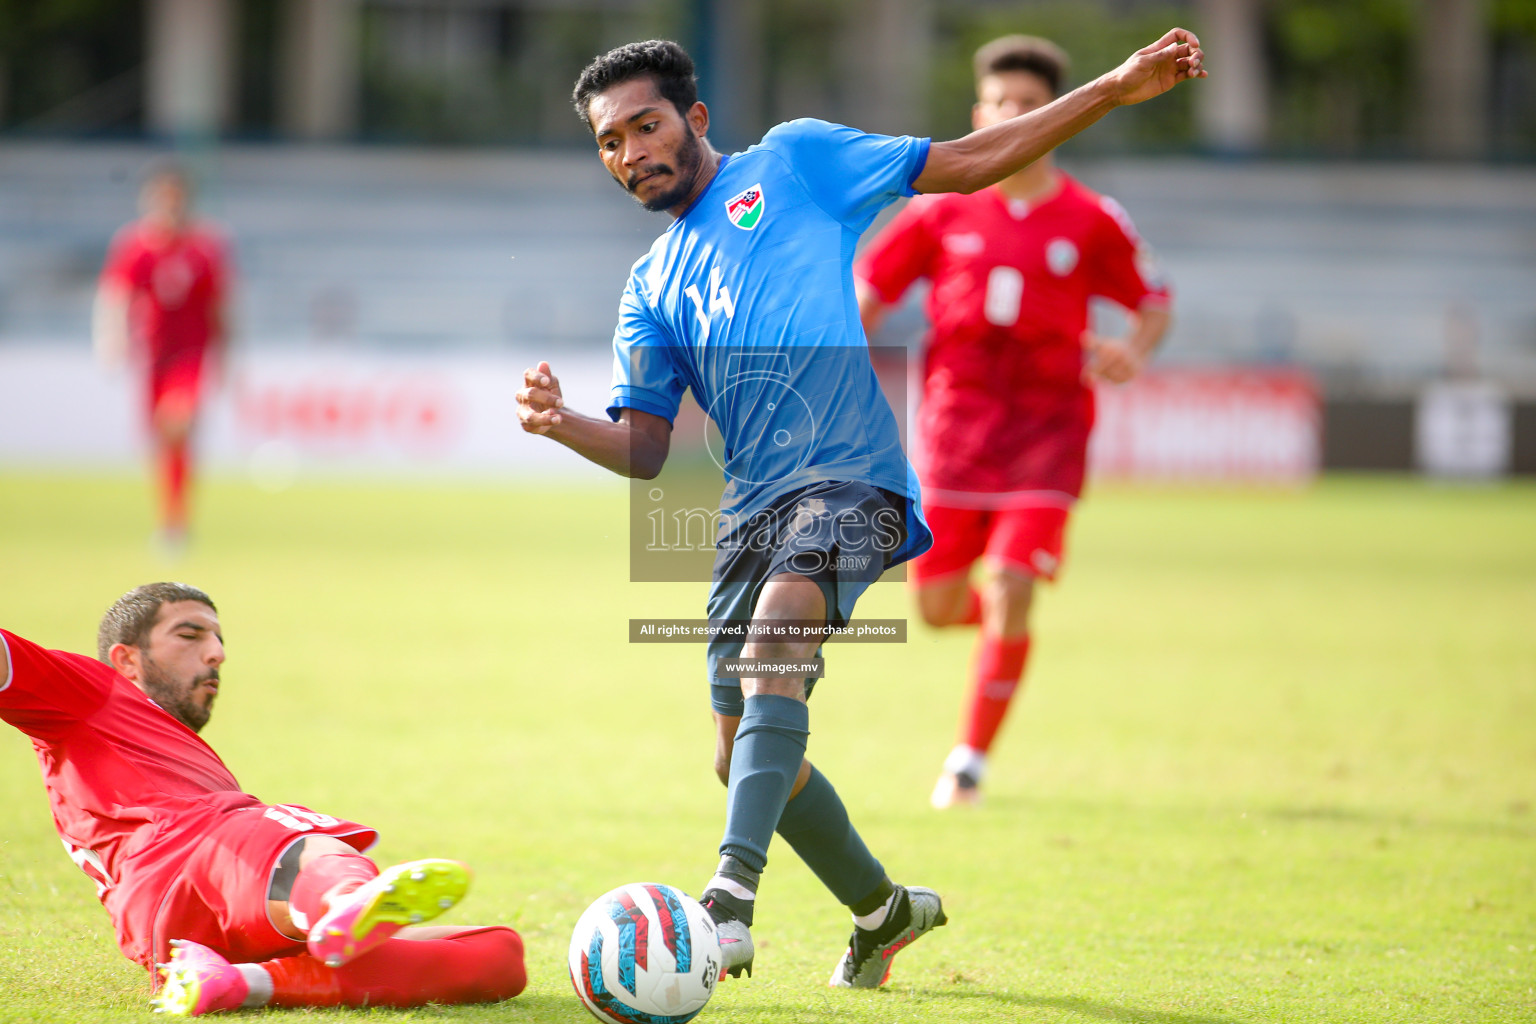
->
xmin=1083 ymin=335 xmax=1146 ymax=385
xmin=517 ymin=360 xmax=565 ymax=434
xmin=1109 ymin=28 xmax=1206 ymax=107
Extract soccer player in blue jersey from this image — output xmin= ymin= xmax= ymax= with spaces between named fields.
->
xmin=518 ymin=34 xmax=1204 ymax=988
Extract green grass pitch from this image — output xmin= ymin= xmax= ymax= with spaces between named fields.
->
xmin=0 ymin=471 xmax=1532 ymax=1023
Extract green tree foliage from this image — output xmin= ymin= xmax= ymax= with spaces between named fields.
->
xmin=927 ymin=0 xmax=1535 ymax=158
xmin=1265 ymin=0 xmax=1417 ymax=155
xmin=357 ymin=3 xmax=686 ymax=146
xmin=0 ymin=0 xmax=143 ymax=132
xmin=1491 ymin=0 xmax=1536 ymax=155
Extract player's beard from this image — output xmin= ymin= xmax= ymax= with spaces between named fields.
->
xmin=625 ymin=130 xmax=705 ymax=213
xmin=140 ymin=655 xmax=217 ymax=733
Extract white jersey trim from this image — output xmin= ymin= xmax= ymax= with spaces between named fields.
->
xmin=0 ymin=631 xmax=12 ymax=693
xmin=62 ymin=837 xmax=116 ymax=896
xmin=923 ymin=487 xmax=1078 ymax=512
xmin=989 ymin=554 xmax=1058 ymax=581
xmin=1098 ymin=195 xmax=1143 ymax=244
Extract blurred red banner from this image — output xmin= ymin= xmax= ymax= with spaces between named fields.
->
xmin=1089 ymin=368 xmax=1320 ymax=483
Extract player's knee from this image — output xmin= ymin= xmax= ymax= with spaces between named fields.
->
xmin=986 ymin=573 xmax=1034 ymax=613
xmin=755 ymin=573 xmax=826 ymax=623
xmin=155 ymin=405 xmax=196 ymax=439
xmin=916 ymin=597 xmax=955 ymax=628
xmin=297 ymin=835 xmax=360 ymax=864
xmin=439 ymin=925 xmax=527 ymax=1002
xmin=480 ymin=927 xmax=528 ymax=1001
xmin=739 ymin=675 xmax=809 ymax=703
xmin=915 ymin=587 xmax=965 ymax=628
xmin=983 ymin=572 xmax=1035 ymax=634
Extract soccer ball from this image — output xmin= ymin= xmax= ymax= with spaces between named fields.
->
xmin=568 ymin=882 xmax=722 ymax=1024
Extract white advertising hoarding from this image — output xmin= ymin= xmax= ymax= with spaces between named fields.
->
xmin=1090 ymin=368 xmax=1321 ymax=483
xmin=1415 ymin=381 xmax=1512 ymax=479
xmin=0 ymin=346 xmax=613 ymax=481
xmin=1 ymin=348 xmax=1320 ymax=485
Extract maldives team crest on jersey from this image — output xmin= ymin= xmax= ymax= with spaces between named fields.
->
xmin=725 ymin=183 xmax=765 ymax=230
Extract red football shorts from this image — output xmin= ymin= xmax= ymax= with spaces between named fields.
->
xmin=911 ymin=503 xmax=1072 ymax=584
xmin=140 ymin=804 xmax=377 ymax=970
xmin=147 ymin=357 xmax=206 ymax=422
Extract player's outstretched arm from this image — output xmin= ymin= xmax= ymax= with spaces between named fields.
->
xmin=855 ymin=281 xmax=889 ymax=338
xmin=913 ymin=28 xmax=1206 ymax=195
xmin=92 ymin=283 xmax=130 ymax=370
xmin=206 ymin=291 xmax=230 ymax=388
xmin=517 ymin=361 xmax=672 ymax=479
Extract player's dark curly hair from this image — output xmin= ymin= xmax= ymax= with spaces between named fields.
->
xmin=571 ymin=39 xmax=698 ymax=129
xmin=97 ymin=582 xmax=216 ymax=662
xmin=973 ymin=35 xmax=1070 ymax=96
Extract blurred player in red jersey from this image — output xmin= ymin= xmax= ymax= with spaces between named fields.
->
xmin=0 ymin=583 xmax=526 ymax=1016
xmin=94 ymin=165 xmax=229 ymax=553
xmin=856 ymin=37 xmax=1172 ymax=809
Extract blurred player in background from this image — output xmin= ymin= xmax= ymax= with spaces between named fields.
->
xmin=519 ymin=32 xmax=1201 ymax=989
xmin=94 ymin=165 xmax=230 ymax=554
xmin=0 ymin=583 xmax=526 ymax=1016
xmin=856 ymin=36 xmax=1173 ymax=809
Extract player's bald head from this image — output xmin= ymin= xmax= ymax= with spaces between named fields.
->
xmin=98 ymin=582 xmax=217 ymax=662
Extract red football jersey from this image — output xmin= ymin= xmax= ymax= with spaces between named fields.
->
xmin=0 ymin=629 xmax=374 ymax=966
xmin=100 ymin=222 xmax=228 ymax=375
xmin=857 ymin=174 xmax=1169 ymax=506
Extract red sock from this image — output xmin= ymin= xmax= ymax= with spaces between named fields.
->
xmin=263 ymin=928 xmax=525 ymax=1008
xmin=957 ymin=586 xmax=983 ymax=626
xmin=288 ymin=853 xmax=378 ymax=931
xmin=339 ymin=926 xmax=526 ymax=1006
xmin=962 ymin=633 xmax=1032 ymax=753
xmin=263 ymin=954 xmax=342 ymax=1008
xmin=158 ymin=440 xmax=190 ymax=530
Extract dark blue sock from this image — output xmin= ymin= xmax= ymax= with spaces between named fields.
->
xmin=719 ymin=694 xmax=809 ymax=874
xmin=775 ymin=763 xmax=888 ymax=907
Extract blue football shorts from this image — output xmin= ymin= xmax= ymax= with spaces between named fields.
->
xmin=705 ymin=480 xmax=907 ymax=717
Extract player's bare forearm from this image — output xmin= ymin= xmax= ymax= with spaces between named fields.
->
xmin=913 ymin=29 xmax=1205 ymax=195
xmin=92 ymin=287 xmax=130 ymax=368
xmin=1131 ymin=305 xmax=1171 ymax=358
xmin=855 ymin=281 xmax=889 ymax=337
xmin=914 ymin=79 xmax=1119 ymax=194
xmin=206 ymin=307 xmax=229 ymax=382
xmin=1085 ymin=306 xmax=1172 ymax=385
xmin=544 ymin=408 xmax=671 ymax=480
xmin=210 ymin=301 xmax=229 ymax=352
xmin=517 ymin=363 xmax=671 ymax=478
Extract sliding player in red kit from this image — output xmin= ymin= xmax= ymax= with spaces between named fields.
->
xmin=0 ymin=583 xmax=526 ymax=1015
xmin=95 ymin=165 xmax=228 ymax=552
xmin=857 ymin=37 xmax=1172 ymax=808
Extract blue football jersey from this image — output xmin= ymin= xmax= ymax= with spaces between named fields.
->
xmin=607 ymin=118 xmax=933 ymax=566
